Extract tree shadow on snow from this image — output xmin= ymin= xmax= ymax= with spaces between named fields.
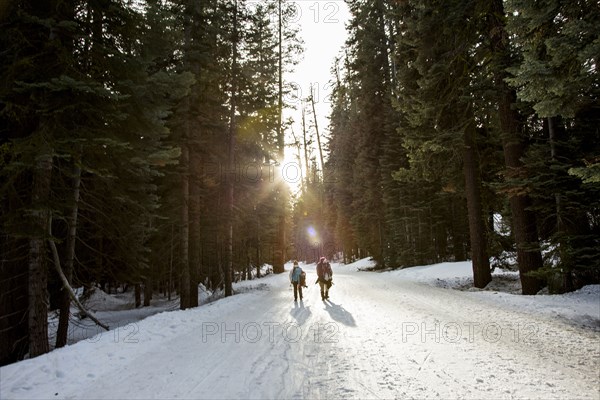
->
xmin=290 ymin=301 xmax=311 ymax=326
xmin=323 ymin=300 xmax=356 ymax=327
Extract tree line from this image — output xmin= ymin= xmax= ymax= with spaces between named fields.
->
xmin=0 ymin=0 xmax=300 ymax=365
xmin=312 ymin=0 xmax=598 ymax=296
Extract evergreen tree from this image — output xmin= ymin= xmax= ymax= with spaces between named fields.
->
xmin=483 ymin=0 xmax=545 ymax=294
xmin=1 ymin=0 xmax=81 ymax=357
xmin=390 ymin=1 xmax=491 ymax=284
xmin=506 ymin=0 xmax=600 ymax=291
xmin=1 ymin=0 xmax=191 ymax=358
xmin=344 ymin=0 xmax=395 ymax=266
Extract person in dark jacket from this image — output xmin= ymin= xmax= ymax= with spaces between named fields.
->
xmin=316 ymin=257 xmax=333 ymax=300
xmin=289 ymin=260 xmax=303 ymax=302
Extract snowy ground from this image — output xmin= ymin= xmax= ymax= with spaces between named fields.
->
xmin=1 ymin=259 xmax=599 ymax=399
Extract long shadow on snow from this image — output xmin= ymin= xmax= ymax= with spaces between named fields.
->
xmin=290 ymin=301 xmax=311 ymax=326
xmin=323 ymin=300 xmax=356 ymax=327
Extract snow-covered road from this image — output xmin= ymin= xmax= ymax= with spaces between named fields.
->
xmin=1 ymin=261 xmax=599 ymax=399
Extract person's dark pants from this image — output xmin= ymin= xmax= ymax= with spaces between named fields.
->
xmin=319 ymin=280 xmax=329 ymax=300
xmin=293 ymin=282 xmax=303 ymax=301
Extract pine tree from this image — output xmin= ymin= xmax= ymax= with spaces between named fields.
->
xmin=387 ymin=1 xmax=492 ymax=283
xmin=342 ymin=0 xmax=396 ymax=266
xmin=505 ymin=0 xmax=600 ymax=291
xmin=484 ymin=0 xmax=545 ymax=294
xmin=0 ymin=0 xmax=80 ymax=357
xmin=1 ymin=0 xmax=192 ymax=357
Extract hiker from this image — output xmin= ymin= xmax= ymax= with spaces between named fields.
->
xmin=316 ymin=257 xmax=333 ymax=300
xmin=289 ymin=260 xmax=304 ymax=302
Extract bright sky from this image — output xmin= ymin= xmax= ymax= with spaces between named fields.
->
xmin=282 ymin=0 xmax=350 ymax=190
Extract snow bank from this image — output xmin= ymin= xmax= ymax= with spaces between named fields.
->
xmin=472 ymin=284 xmax=600 ymax=330
xmin=346 ymin=258 xmax=600 ymax=330
xmin=344 ymin=257 xmax=378 ymax=271
xmin=81 ymin=288 xmax=131 ymax=311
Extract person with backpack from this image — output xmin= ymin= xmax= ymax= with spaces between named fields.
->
xmin=289 ymin=260 xmax=304 ymax=302
xmin=316 ymin=257 xmax=333 ymax=301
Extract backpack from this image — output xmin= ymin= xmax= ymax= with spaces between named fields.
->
xmin=323 ymin=262 xmax=332 ymax=281
xmin=299 ymin=271 xmax=307 ymax=287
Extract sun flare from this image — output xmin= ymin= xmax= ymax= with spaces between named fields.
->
xmin=280 ymin=150 xmax=304 ymax=195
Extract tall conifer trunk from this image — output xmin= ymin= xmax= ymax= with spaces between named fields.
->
xmin=180 ymin=142 xmax=191 ymax=309
xmin=54 ymin=0 xmax=77 ymax=348
xmin=189 ymin=148 xmax=201 ymax=306
xmin=302 ymin=105 xmax=310 ymax=192
xmin=274 ymin=0 xmax=286 ymax=274
xmin=28 ymin=149 xmax=52 ymax=357
xmin=27 ymin=0 xmax=74 ymax=356
xmin=179 ymin=0 xmax=197 ymax=309
xmin=463 ymin=107 xmax=491 ymax=288
xmin=487 ymin=0 xmax=544 ymax=295
xmin=310 ymin=86 xmax=325 ymax=180
xmin=225 ymin=0 xmax=239 ymax=296
xmin=56 ymin=156 xmax=81 ymax=348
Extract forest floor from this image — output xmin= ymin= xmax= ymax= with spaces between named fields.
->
xmin=1 ymin=259 xmax=599 ymax=399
